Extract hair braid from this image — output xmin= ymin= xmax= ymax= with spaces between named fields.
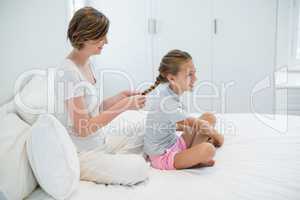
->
xmin=142 ymin=75 xmax=166 ymax=95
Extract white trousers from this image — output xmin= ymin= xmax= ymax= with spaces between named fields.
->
xmin=78 ymin=134 xmax=149 ymax=185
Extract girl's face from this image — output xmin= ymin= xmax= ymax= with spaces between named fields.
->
xmin=83 ymin=35 xmax=108 ymax=55
xmin=167 ymin=59 xmax=197 ymax=94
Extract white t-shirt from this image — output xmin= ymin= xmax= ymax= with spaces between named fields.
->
xmin=143 ymin=83 xmax=190 ymax=156
xmin=54 ymin=59 xmax=106 ymax=152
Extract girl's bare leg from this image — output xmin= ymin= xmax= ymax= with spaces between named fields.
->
xmin=174 ymin=142 xmax=216 ymax=169
xmin=181 ymin=112 xmax=223 ymax=149
xmin=210 ymin=130 xmax=224 ymax=147
xmin=198 ymin=112 xmax=224 ymax=147
xmin=178 ymin=123 xmax=217 ymax=169
xmin=180 ymin=125 xmax=197 ymax=148
xmin=199 ymin=112 xmax=217 ymax=127
xmin=181 ymin=125 xmax=218 ymax=148
xmin=191 ymin=133 xmax=212 ymax=147
xmin=191 ymin=129 xmax=224 ymax=148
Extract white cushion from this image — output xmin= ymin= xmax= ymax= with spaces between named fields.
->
xmin=103 ymin=110 xmax=147 ymax=154
xmin=26 ymin=114 xmax=79 ymax=200
xmin=14 ymin=76 xmax=48 ymax=125
xmin=0 ymin=113 xmax=37 ymax=200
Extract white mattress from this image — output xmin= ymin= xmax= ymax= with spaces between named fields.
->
xmin=26 ymin=114 xmax=300 ymax=200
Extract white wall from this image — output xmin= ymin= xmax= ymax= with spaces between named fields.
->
xmin=276 ymin=0 xmax=293 ymax=69
xmin=88 ymin=0 xmax=153 ymax=99
xmin=0 ymin=0 xmax=294 ymax=112
xmin=0 ymin=0 xmax=71 ymax=104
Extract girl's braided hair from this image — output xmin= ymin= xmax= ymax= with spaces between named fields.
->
xmin=142 ymin=49 xmax=192 ymax=95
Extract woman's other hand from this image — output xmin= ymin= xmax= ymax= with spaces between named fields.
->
xmin=121 ymin=95 xmax=146 ymax=110
xmin=119 ymin=90 xmax=141 ymax=99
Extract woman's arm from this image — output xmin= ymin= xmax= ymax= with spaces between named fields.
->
xmin=99 ymin=90 xmax=140 ymax=111
xmin=66 ymin=94 xmax=146 ymax=137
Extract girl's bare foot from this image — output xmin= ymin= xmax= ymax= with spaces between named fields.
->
xmin=199 ymin=159 xmax=215 ymax=167
xmin=190 ymin=160 xmax=215 ymax=169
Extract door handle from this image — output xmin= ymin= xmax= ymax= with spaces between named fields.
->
xmin=148 ymin=18 xmax=157 ymax=34
xmin=214 ymin=19 xmax=218 ymax=35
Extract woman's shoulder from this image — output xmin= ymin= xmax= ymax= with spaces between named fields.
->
xmin=57 ymin=58 xmax=78 ymax=72
xmin=56 ymin=59 xmax=83 ymax=82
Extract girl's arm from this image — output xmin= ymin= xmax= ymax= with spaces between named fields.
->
xmin=177 ymin=117 xmax=224 ymax=147
xmin=99 ymin=90 xmax=141 ymax=111
xmin=177 ymin=117 xmax=211 ymax=131
xmin=66 ymin=94 xmax=146 ymax=137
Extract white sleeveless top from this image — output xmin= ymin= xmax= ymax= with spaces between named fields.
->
xmin=54 ymin=59 xmax=106 ymax=152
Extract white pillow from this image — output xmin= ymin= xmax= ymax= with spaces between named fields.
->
xmin=26 ymin=114 xmax=79 ymax=200
xmin=103 ymin=110 xmax=148 ymax=154
xmin=0 ymin=113 xmax=37 ymax=200
xmin=14 ymin=75 xmax=49 ymax=125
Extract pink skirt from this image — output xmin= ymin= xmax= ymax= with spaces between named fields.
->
xmin=149 ymin=136 xmax=187 ymax=170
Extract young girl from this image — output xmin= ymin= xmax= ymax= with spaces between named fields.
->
xmin=143 ymin=49 xmax=224 ymax=170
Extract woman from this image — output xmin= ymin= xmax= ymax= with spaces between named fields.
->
xmin=55 ymin=6 xmax=149 ymax=185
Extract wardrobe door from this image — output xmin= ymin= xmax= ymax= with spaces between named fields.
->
xmin=89 ymin=0 xmax=153 ymax=98
xmin=212 ymin=0 xmax=277 ymax=113
xmin=152 ymin=0 xmax=214 ymax=112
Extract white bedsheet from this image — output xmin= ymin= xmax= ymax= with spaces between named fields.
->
xmin=26 ymin=114 xmax=300 ymax=200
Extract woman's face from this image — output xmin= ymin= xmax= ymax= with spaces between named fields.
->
xmin=168 ymin=59 xmax=197 ymax=94
xmin=83 ymin=35 xmax=108 ymax=55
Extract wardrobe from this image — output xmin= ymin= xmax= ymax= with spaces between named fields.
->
xmin=88 ymin=0 xmax=278 ymax=114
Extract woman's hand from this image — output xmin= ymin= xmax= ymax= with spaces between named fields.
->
xmin=119 ymin=90 xmax=141 ymax=99
xmin=121 ymin=95 xmax=146 ymax=110
xmin=99 ymin=90 xmax=142 ymax=112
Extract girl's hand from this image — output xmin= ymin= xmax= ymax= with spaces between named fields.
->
xmin=121 ymin=95 xmax=146 ymax=110
xmin=193 ymin=119 xmax=214 ymax=135
xmin=119 ymin=90 xmax=141 ymax=99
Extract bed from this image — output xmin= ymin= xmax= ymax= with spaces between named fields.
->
xmin=25 ymin=113 xmax=300 ymax=200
